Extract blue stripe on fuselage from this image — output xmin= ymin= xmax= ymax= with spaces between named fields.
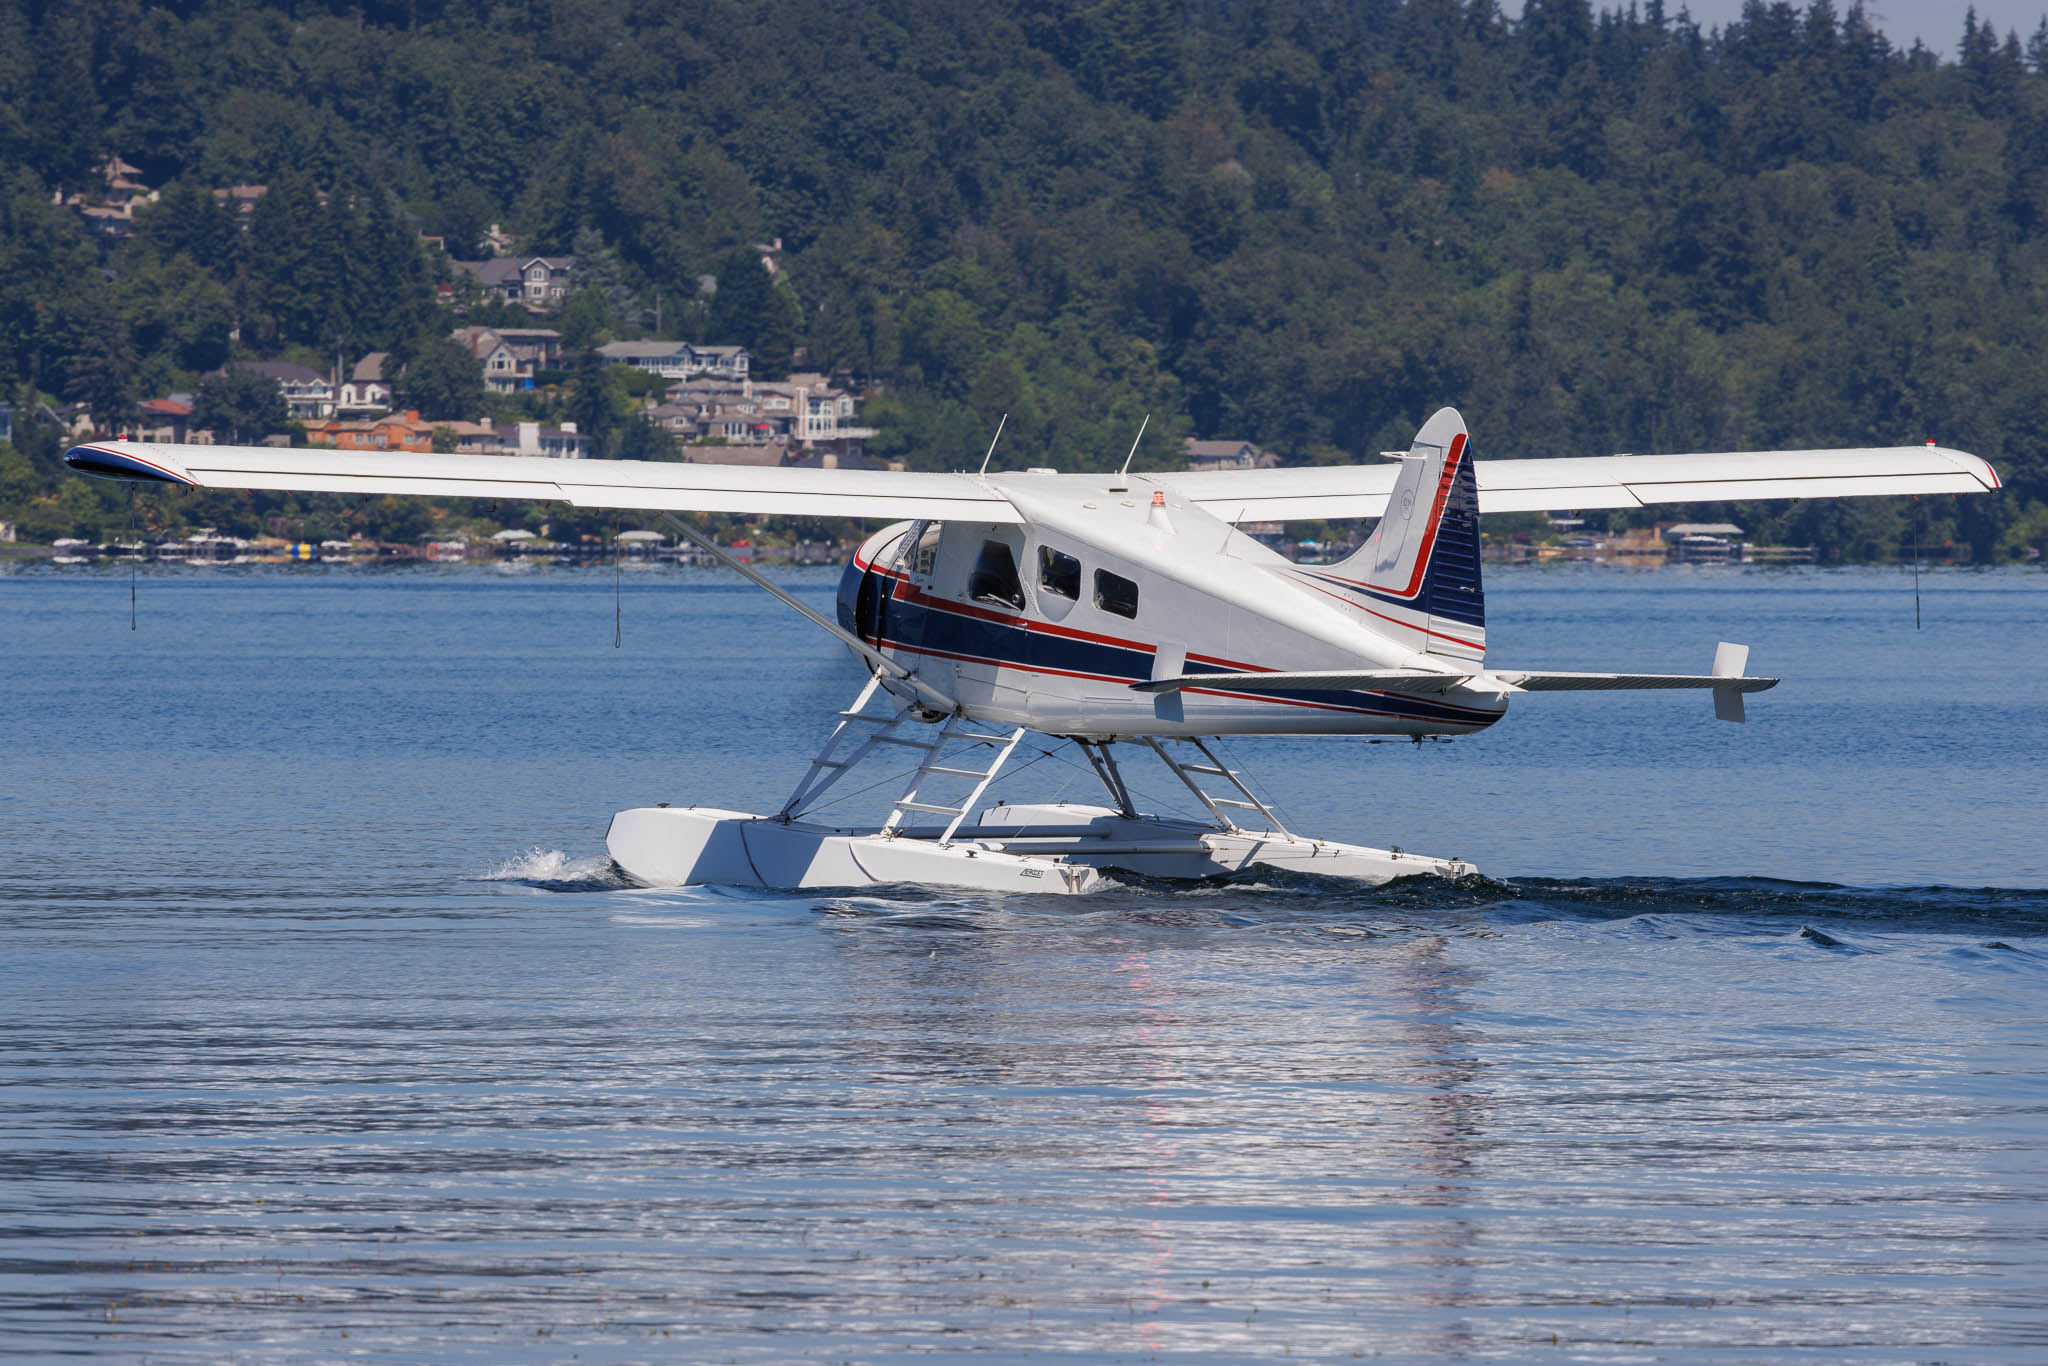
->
xmin=878 ymin=589 xmax=1501 ymax=729
xmin=878 ymin=591 xmax=1152 ymax=683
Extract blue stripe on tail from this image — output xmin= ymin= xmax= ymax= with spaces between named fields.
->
xmin=1419 ymin=441 xmax=1484 ymax=630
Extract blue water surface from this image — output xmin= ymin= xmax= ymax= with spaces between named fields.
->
xmin=2 ymin=561 xmax=2045 ymax=1363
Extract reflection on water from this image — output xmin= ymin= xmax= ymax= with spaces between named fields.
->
xmin=3 ymin=566 xmax=2047 ymax=1361
xmin=4 ymin=874 xmax=2047 ymax=1362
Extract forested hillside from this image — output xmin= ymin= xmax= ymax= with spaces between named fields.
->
xmin=4 ymin=0 xmax=2047 ymax=559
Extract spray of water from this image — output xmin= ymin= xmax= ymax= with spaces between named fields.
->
xmin=475 ymin=847 xmax=625 ymax=888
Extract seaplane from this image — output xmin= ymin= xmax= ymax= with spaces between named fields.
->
xmin=66 ymin=408 xmax=1999 ymax=894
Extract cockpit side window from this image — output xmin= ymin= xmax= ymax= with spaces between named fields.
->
xmin=912 ymin=522 xmax=942 ymax=576
xmin=1037 ymin=545 xmax=1081 ymax=600
xmin=1094 ymin=568 xmax=1139 ymax=619
xmin=968 ymin=539 xmax=1025 ymax=609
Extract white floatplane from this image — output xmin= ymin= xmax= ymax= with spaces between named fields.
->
xmin=66 ymin=409 xmax=1999 ymax=893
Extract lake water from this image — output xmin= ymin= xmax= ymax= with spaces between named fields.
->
xmin=3 ymin=561 xmax=2046 ymax=1363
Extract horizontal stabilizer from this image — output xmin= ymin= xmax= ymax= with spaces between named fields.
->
xmin=1500 ymin=641 xmax=1768 ymax=723
xmin=1490 ymin=670 xmax=1777 ymax=693
xmin=1139 ymin=653 xmax=1779 ymax=707
xmin=1134 ymin=669 xmax=1472 ymax=695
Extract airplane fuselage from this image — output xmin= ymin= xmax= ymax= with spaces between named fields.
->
xmin=834 ymin=470 xmax=1510 ymax=740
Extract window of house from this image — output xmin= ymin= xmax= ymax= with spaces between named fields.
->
xmin=968 ymin=540 xmax=1025 ymax=610
xmin=1094 ymin=568 xmax=1139 ymax=619
xmin=1038 ymin=546 xmax=1081 ymax=600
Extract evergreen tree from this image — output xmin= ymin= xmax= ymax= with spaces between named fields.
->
xmin=569 ymin=226 xmax=643 ymax=331
xmin=558 ymin=288 xmax=613 ymax=352
xmin=342 ymin=188 xmax=432 ymax=349
xmin=193 ymin=368 xmax=290 ymax=445
xmin=565 ymin=349 xmax=623 ymax=451
xmin=396 ymin=335 xmax=486 ymax=421
xmin=613 ymin=412 xmax=676 ymax=461
xmin=138 ymin=180 xmax=239 ymax=275
xmin=22 ymin=13 xmax=102 ymax=192
xmin=44 ymin=290 xmax=136 ymax=436
xmin=242 ymin=171 xmax=325 ymax=349
xmin=705 ymin=245 xmax=798 ymax=376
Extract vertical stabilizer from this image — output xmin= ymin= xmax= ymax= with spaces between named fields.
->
xmin=1712 ymin=641 xmax=1749 ymax=723
xmin=1295 ymin=408 xmax=1486 ymax=660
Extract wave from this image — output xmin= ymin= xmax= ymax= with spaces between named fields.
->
xmin=473 ymin=847 xmax=630 ymax=891
xmin=474 ymin=850 xmax=2048 ymax=937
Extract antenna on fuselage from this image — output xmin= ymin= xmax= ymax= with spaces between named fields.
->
xmin=1116 ymin=413 xmax=1151 ymax=482
xmin=978 ymin=412 xmax=1009 ymax=476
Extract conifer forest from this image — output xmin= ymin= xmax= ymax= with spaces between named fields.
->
xmin=4 ymin=0 xmax=2048 ymax=560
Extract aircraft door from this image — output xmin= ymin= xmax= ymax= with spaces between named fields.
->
xmin=880 ymin=521 xmax=941 ymax=656
xmin=852 ymin=567 xmax=884 ymax=644
xmin=840 ymin=520 xmax=921 ymax=650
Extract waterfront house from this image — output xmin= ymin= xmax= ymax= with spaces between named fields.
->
xmin=451 ymin=256 xmax=575 ymax=311
xmin=224 ymin=361 xmax=335 ymax=422
xmin=1183 ymin=439 xmax=1278 ymax=472
xmin=601 ymin=340 xmax=752 ymax=383
xmin=695 ymin=345 xmax=750 ymax=380
xmin=335 ymin=354 xmax=393 ymax=416
xmin=212 ymin=185 xmax=266 ymax=223
xmin=134 ymin=396 xmax=196 ymax=443
xmin=451 ymin=326 xmax=525 ymax=393
xmin=598 ymin=339 xmax=696 ymax=379
xmin=307 ymin=410 xmax=436 ymax=452
xmin=63 ymin=157 xmax=158 ymax=240
xmin=446 ymin=419 xmax=588 ymax=458
xmin=492 ymin=329 xmax=563 ymax=373
xmin=451 ymin=326 xmax=563 ymax=392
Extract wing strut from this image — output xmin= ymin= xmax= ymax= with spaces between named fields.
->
xmin=658 ymin=513 xmax=957 ymax=715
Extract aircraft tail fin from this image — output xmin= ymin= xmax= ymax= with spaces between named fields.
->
xmin=1295 ymin=408 xmax=1485 ymax=661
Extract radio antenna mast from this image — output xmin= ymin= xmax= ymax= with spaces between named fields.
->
xmin=978 ymin=412 xmax=1009 ymax=476
xmin=1117 ymin=413 xmax=1151 ymax=481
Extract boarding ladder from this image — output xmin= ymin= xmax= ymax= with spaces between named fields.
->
xmin=880 ymin=714 xmax=1028 ymax=846
xmin=1140 ymin=736 xmax=1296 ymax=841
xmin=778 ymin=674 xmax=1027 ymax=847
xmin=776 ymin=673 xmax=917 ymax=821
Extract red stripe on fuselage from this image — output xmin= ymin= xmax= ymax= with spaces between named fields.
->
xmin=875 ymin=635 xmax=1495 ymax=726
xmin=860 ymin=556 xmax=1234 ymax=657
xmin=855 ymin=541 xmax=1489 ymax=699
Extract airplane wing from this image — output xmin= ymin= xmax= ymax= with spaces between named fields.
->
xmin=63 ymin=439 xmax=1023 ymax=523
xmin=1157 ymin=445 xmax=2001 ymax=520
xmin=68 ymin=436 xmax=1998 ymax=524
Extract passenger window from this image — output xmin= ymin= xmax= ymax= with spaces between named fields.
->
xmin=967 ymin=540 xmax=1025 ymax=609
xmin=913 ymin=522 xmax=941 ymax=576
xmin=1094 ymin=568 xmax=1139 ymax=619
xmin=1038 ymin=546 xmax=1081 ymax=600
